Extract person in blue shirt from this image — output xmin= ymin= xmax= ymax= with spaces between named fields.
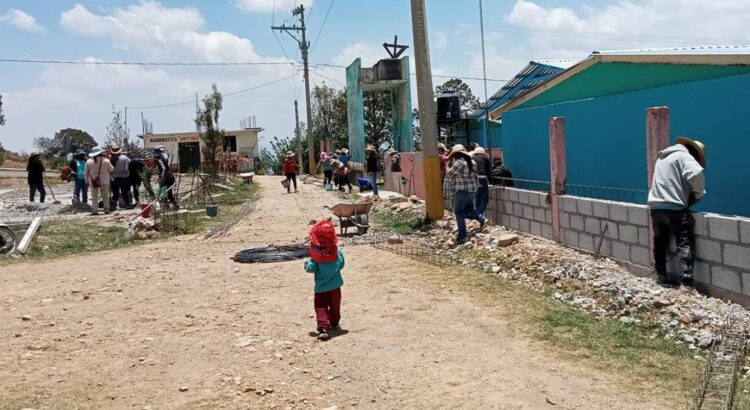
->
xmin=304 ymin=219 xmax=345 ymax=341
xmin=69 ymin=149 xmax=88 ymax=204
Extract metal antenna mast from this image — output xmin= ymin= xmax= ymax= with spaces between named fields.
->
xmin=272 ymin=5 xmax=315 ymax=174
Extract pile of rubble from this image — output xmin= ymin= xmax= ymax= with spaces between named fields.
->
xmin=125 ymin=216 xmax=159 ymax=240
xmin=371 ymin=198 xmax=750 ymax=352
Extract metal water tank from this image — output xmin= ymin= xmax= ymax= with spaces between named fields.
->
xmin=373 ymin=58 xmax=403 ymax=81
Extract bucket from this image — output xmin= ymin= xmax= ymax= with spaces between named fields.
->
xmin=324 ymin=183 xmax=333 ymax=191
xmin=140 ymin=203 xmax=151 ymax=218
xmin=206 ymin=205 xmax=218 ymax=217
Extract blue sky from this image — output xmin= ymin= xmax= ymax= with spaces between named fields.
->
xmin=1 ymin=0 xmax=749 ymax=153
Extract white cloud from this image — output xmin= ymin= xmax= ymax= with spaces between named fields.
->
xmin=0 ymin=9 xmax=44 ymax=32
xmin=235 ymin=0 xmax=313 ymax=13
xmin=60 ymin=3 xmax=269 ymax=62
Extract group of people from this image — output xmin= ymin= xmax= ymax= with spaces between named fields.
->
xmin=26 ymin=145 xmax=178 ymax=215
xmin=441 ymin=143 xmax=491 ymax=244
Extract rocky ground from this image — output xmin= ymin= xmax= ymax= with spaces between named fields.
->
xmin=0 ymin=176 xmax=679 ymax=409
xmin=374 ymin=194 xmax=750 ymax=355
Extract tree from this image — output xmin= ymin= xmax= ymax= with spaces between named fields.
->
xmin=412 ymin=108 xmax=422 ymax=151
xmin=364 ymin=90 xmax=393 ymax=150
xmin=435 ymin=78 xmax=482 ymax=112
xmin=33 ymin=128 xmax=97 ymax=156
xmin=195 ymin=83 xmax=224 ymax=182
xmin=310 ymin=83 xmax=348 ymax=151
xmin=104 ymin=106 xmax=129 ymax=148
xmin=0 ymin=94 xmax=5 ymax=126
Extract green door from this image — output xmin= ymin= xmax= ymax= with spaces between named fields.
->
xmin=178 ymin=142 xmax=201 ymax=173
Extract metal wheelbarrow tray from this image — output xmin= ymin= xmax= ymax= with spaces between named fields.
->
xmin=325 ymin=202 xmax=373 ymax=235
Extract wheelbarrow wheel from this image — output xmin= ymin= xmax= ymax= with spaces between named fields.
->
xmin=354 ymin=214 xmax=369 ymax=235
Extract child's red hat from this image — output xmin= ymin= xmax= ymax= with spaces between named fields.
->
xmin=309 ymin=220 xmax=338 ymax=263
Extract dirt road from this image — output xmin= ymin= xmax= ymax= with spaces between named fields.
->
xmin=0 ymin=176 xmax=671 ymax=409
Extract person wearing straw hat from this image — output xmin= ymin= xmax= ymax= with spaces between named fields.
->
xmin=446 ymin=144 xmax=486 ymax=244
xmin=648 ymin=137 xmax=706 ymax=287
xmin=438 ymin=143 xmax=450 ymax=180
xmin=85 ymin=146 xmax=114 ymax=215
xmin=282 ymin=151 xmax=299 ymax=193
xmin=69 ymin=149 xmax=89 ymax=204
xmin=110 ymin=146 xmax=132 ymax=209
xmin=365 ymin=145 xmax=379 ymax=196
xmin=385 ymin=147 xmax=402 ymax=193
xmin=471 ymin=146 xmax=492 ymax=220
xmin=153 ymin=148 xmax=178 ymax=210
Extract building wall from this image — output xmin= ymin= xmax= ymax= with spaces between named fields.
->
xmin=486 ymin=186 xmax=750 ymax=305
xmin=144 ymin=130 xmax=259 ymax=166
xmin=502 ymin=73 xmax=750 ymax=216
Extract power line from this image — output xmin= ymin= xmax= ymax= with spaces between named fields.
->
xmin=313 ymin=63 xmax=509 ymax=82
xmin=129 ymin=73 xmax=298 ymax=110
xmin=311 ymin=0 xmax=335 ymax=51
xmin=311 ymin=71 xmax=345 ymax=87
xmin=0 ymin=58 xmax=293 ymax=67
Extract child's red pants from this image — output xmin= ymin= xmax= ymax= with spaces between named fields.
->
xmin=314 ymin=288 xmax=341 ymax=332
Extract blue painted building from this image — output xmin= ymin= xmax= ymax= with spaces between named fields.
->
xmin=489 ymin=47 xmax=750 ymax=217
xmin=464 ymin=61 xmax=565 ymax=148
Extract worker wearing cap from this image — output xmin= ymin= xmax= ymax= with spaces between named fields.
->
xmin=647 ymin=137 xmax=706 ymax=287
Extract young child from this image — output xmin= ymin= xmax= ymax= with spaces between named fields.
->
xmin=305 ymin=220 xmax=345 ymax=341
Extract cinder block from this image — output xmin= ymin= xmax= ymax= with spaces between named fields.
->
xmin=619 ymin=224 xmax=638 ymax=244
xmin=513 ymin=203 xmax=524 ymax=217
xmin=694 ymin=261 xmax=711 ymax=285
xmin=534 ymin=207 xmax=546 ymax=222
xmin=612 ymin=241 xmax=630 ymax=261
xmin=693 ymin=213 xmax=709 ymax=237
xmin=628 ymin=205 xmax=649 ymax=227
xmin=518 ymin=191 xmax=529 ymax=205
xmin=603 ymin=221 xmax=618 ymax=239
xmin=564 ymin=229 xmax=578 ymax=247
xmin=519 ymin=218 xmax=530 ymax=233
xmin=523 ymin=206 xmax=534 ymax=220
xmin=695 ymin=238 xmax=723 ymax=263
xmin=630 ymin=246 xmax=650 ymax=266
xmin=508 ymin=189 xmax=519 ymax=202
xmin=570 ymin=215 xmax=584 ymax=231
xmin=562 ymin=197 xmax=577 ymax=213
xmin=638 ymin=227 xmax=650 ymax=247
xmin=539 ymin=193 xmax=550 ymax=208
xmin=724 ymin=244 xmax=750 ymax=270
xmin=712 ymin=266 xmax=741 ymax=292
xmin=528 ymin=192 xmax=541 ymax=207
xmin=530 ymin=221 xmax=541 ymax=236
xmin=709 ymin=215 xmax=739 ymax=242
xmin=546 ymin=210 xmax=552 ymax=224
xmin=584 ymin=217 xmax=600 ymax=235
xmin=504 ymin=202 xmax=514 ymax=214
xmin=743 ymin=273 xmax=750 ymax=296
xmin=560 ymin=212 xmax=571 ymax=228
xmin=495 ymin=188 xmax=505 ymax=201
xmin=509 ymin=216 xmax=520 ymax=230
xmin=610 ymin=203 xmax=629 ymax=222
xmin=593 ymin=201 xmax=610 ymax=219
xmin=597 ymin=239 xmax=612 ymax=256
xmin=579 ymin=233 xmax=595 ymax=251
xmin=741 ymin=219 xmax=750 ymax=244
xmin=541 ymin=224 xmax=553 ymax=240
xmin=500 ymin=214 xmax=510 ymax=227
xmin=577 ymin=199 xmax=594 ymax=216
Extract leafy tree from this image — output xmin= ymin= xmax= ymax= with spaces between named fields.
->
xmin=104 ymin=106 xmax=129 ymax=148
xmin=310 ymin=83 xmax=348 ymax=152
xmin=364 ymin=90 xmax=393 ymax=150
xmin=33 ymin=128 xmax=97 ymax=156
xmin=195 ymin=83 xmax=224 ymax=182
xmin=435 ymin=78 xmax=481 ymax=112
xmin=0 ymin=94 xmax=5 ymax=126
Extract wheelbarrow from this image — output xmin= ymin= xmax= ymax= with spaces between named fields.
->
xmin=325 ymin=202 xmax=373 ymax=236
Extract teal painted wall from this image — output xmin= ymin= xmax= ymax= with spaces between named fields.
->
xmin=503 ymin=72 xmax=750 ymax=217
xmin=467 ymin=120 xmax=503 ymax=148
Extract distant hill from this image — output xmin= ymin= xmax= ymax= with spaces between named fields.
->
xmin=1 ymin=149 xmax=28 ymax=169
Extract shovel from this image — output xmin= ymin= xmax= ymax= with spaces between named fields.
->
xmin=43 ymin=173 xmax=61 ymax=204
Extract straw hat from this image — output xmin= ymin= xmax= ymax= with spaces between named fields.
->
xmin=89 ymin=146 xmax=106 ymax=158
xmin=447 ymin=144 xmax=468 ymax=158
xmin=471 ymin=147 xmax=486 ymax=155
xmin=286 ymin=151 xmax=295 ymax=158
xmin=676 ymin=137 xmax=706 ymax=168
xmin=366 ymin=145 xmax=377 ymax=153
xmin=110 ymin=146 xmax=122 ymax=155
xmin=438 ymin=143 xmax=447 ymax=152
xmin=341 ymin=148 xmax=349 ymax=154
xmin=385 ymin=147 xmax=397 ymax=156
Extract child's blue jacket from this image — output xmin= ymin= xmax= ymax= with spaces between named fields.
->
xmin=304 ymin=250 xmax=345 ymax=293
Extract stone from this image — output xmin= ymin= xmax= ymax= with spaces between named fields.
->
xmin=179 ymin=386 xmax=189 ymax=392
xmin=388 ymin=196 xmax=407 ymax=203
xmin=679 ymin=314 xmax=694 ymax=324
xmin=697 ymin=333 xmax=714 ymax=348
xmin=264 ymin=387 xmax=274 ymax=393
xmin=21 ymin=315 xmax=31 ymax=321
xmin=387 ymin=235 xmax=403 ymax=244
xmin=653 ymin=298 xmax=672 ymax=308
xmin=496 ymin=234 xmax=519 ymax=247
xmin=236 ymin=336 xmax=256 ymax=348
xmin=396 ymin=202 xmax=413 ymax=211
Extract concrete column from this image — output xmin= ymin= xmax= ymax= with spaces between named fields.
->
xmin=646 ymin=106 xmax=671 ymax=264
xmin=549 ymin=117 xmax=567 ymax=242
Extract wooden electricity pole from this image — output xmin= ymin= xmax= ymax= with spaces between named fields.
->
xmin=273 ymin=5 xmax=316 ymax=175
xmin=410 ymin=0 xmax=444 ymax=220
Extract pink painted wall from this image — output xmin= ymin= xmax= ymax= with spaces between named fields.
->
xmin=384 ymin=152 xmax=427 ymax=200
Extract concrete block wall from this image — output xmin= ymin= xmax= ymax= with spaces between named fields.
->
xmin=487 ymin=187 xmax=750 ymax=302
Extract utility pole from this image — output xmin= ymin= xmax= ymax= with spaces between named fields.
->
xmin=295 ymin=100 xmax=303 ymax=167
xmin=273 ymin=5 xmax=315 ymax=175
xmin=479 ymin=0 xmax=490 ymax=148
xmin=410 ymin=0 xmax=444 ymax=221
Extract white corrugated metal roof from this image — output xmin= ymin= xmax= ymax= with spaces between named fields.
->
xmin=595 ymin=45 xmax=750 ymax=56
